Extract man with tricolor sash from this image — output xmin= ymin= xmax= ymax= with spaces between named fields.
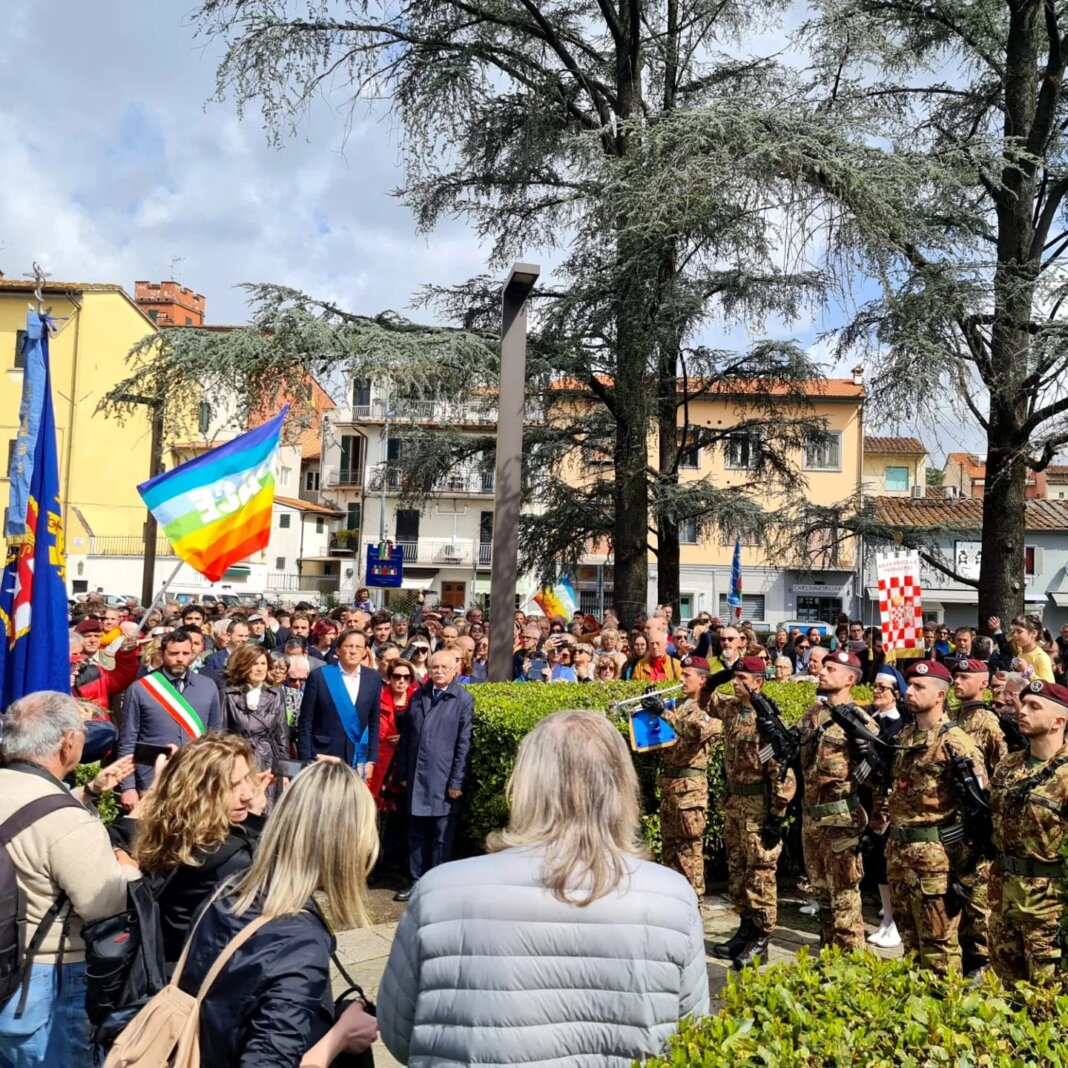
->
xmin=117 ymin=629 xmax=222 ymax=809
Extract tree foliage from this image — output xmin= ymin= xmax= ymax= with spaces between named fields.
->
xmin=189 ymin=0 xmax=832 ymax=620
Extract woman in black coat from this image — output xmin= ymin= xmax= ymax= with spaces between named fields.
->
xmin=223 ymin=643 xmax=289 ymax=810
xmin=132 ymin=734 xmax=268 ymax=967
xmin=178 ymin=761 xmax=380 ymax=1067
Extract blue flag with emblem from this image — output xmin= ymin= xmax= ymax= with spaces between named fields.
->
xmin=0 ymin=311 xmax=70 ymax=704
xmin=727 ymin=536 xmax=743 ymax=620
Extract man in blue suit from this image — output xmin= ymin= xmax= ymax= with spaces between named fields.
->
xmin=393 ymin=649 xmax=474 ymax=902
xmin=297 ymin=628 xmax=382 ymax=773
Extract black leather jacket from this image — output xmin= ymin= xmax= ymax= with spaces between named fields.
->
xmin=178 ymin=894 xmax=335 ymax=1067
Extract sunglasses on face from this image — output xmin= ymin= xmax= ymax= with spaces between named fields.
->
xmin=391 ymin=672 xmax=412 ymax=680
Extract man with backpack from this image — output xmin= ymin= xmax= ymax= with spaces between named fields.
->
xmin=0 ymin=691 xmax=139 ymax=1066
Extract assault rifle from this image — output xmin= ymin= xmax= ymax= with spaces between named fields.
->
xmin=828 ymin=702 xmax=896 ymax=791
xmin=750 ymin=690 xmax=800 ymax=782
xmin=945 ymin=742 xmax=994 ymax=860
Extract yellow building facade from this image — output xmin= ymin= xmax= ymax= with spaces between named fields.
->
xmin=560 ymin=375 xmax=867 ymax=623
xmin=0 ymin=280 xmax=155 ymax=591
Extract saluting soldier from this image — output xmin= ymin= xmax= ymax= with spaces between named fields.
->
xmin=988 ymin=679 xmax=1068 ymax=983
xmin=951 ymin=658 xmax=1010 ymax=974
xmin=657 ymin=656 xmax=723 ymax=899
xmin=870 ymin=660 xmax=986 ymax=975
xmin=798 ymin=649 xmax=874 ymax=949
xmin=707 ymin=655 xmax=797 ymax=969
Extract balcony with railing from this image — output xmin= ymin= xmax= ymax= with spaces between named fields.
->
xmin=321 ymin=466 xmax=363 ymax=489
xmin=264 ymin=573 xmax=340 ymax=595
xmin=90 ymin=536 xmax=174 ymax=558
xmin=339 ymin=397 xmax=544 ymax=426
xmin=361 ymin=538 xmax=494 ymax=568
xmin=383 ymin=469 xmax=495 ymax=495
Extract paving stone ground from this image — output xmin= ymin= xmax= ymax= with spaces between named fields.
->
xmin=332 ymin=882 xmax=901 ymax=1068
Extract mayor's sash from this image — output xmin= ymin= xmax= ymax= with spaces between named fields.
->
xmin=138 ymin=672 xmax=206 ymax=740
xmin=320 ymin=664 xmax=365 ymax=766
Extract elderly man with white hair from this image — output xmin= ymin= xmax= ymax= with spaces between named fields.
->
xmin=0 ymin=692 xmax=139 ymax=1066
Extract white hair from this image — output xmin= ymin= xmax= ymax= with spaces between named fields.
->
xmin=2 ymin=691 xmax=83 ymax=762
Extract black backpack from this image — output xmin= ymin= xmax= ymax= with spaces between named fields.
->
xmin=82 ymin=877 xmax=170 ymax=1047
xmin=0 ymin=791 xmax=86 ymax=1017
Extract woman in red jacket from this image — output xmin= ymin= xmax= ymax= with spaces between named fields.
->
xmin=367 ymin=657 xmax=417 ymax=803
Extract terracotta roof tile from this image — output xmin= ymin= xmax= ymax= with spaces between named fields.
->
xmin=0 ymin=279 xmax=126 ymax=293
xmin=275 ymin=496 xmax=343 ymax=516
xmin=864 ymin=435 xmax=927 ymax=455
xmin=551 ymin=375 xmax=864 ymax=398
xmin=945 ymin=451 xmax=986 ymax=479
xmin=874 ymin=495 xmax=1068 ymax=531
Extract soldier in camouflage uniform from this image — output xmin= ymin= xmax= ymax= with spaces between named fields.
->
xmin=951 ymin=658 xmax=1010 ymax=974
xmin=658 ymin=656 xmax=723 ymax=898
xmin=989 ymin=678 xmax=1068 ymax=982
xmin=871 ymin=659 xmax=986 ymax=975
xmin=799 ymin=649 xmax=875 ymax=949
xmin=707 ymin=655 xmax=797 ymax=968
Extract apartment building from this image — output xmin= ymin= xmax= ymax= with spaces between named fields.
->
xmin=317 ymin=380 xmax=541 ymax=609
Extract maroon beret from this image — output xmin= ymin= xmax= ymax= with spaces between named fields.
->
xmin=906 ymin=659 xmax=953 ymax=684
xmin=1025 ymin=679 xmax=1068 ymax=709
xmin=952 ymin=658 xmax=989 ymax=676
xmin=827 ymin=649 xmax=864 ymax=675
xmin=736 ymin=655 xmax=768 ymax=675
xmin=680 ymin=656 xmax=710 ymax=674
xmin=74 ymin=618 xmax=103 ymax=635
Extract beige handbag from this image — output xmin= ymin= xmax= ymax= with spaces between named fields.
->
xmin=103 ymin=887 xmax=270 ymax=1068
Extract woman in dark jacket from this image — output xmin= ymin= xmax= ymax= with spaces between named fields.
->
xmin=132 ymin=734 xmax=268 ymax=967
xmin=179 ymin=760 xmax=379 ymax=1067
xmin=223 ymin=643 xmax=289 ymax=810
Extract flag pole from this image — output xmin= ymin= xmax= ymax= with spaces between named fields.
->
xmin=137 ymin=558 xmax=183 ymax=635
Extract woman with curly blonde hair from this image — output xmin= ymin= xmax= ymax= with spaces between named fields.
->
xmin=133 ymin=733 xmax=268 ymax=967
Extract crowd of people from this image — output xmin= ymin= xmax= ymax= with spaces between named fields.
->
xmin=0 ymin=587 xmax=1063 ymax=1065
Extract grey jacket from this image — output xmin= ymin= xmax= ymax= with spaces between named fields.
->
xmin=378 ymin=846 xmax=708 ymax=1067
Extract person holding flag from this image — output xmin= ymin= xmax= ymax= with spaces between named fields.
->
xmin=727 ymin=536 xmax=744 ymax=622
xmin=117 ymin=628 xmax=223 ymax=810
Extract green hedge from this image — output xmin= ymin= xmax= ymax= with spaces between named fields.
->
xmin=460 ymin=681 xmax=871 ymax=874
xmin=644 ymin=947 xmax=1068 ymax=1066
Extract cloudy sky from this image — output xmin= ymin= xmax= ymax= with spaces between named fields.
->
xmin=0 ymin=2 xmax=496 ymax=326
xmin=0 ymin=2 xmax=983 ymax=459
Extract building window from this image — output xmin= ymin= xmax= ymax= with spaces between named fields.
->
xmin=197 ymin=401 xmax=211 ymax=435
xmin=147 ymin=310 xmax=158 ymax=323
xmin=305 ymin=469 xmax=320 ymax=491
xmin=803 ymin=430 xmax=841 ymax=471
xmin=278 ymin=513 xmax=291 ymax=529
xmin=678 ymin=440 xmax=701 ymax=470
xmin=885 ymin=465 xmax=909 ymax=492
xmin=13 ymin=330 xmax=26 ymax=370
xmin=718 ymin=593 xmax=766 ymax=620
xmin=679 ymin=517 xmax=698 ymax=544
xmin=316 ymin=517 xmax=325 ymax=533
xmin=278 ymin=466 xmax=291 ymax=488
xmin=275 ymin=557 xmax=286 ymax=571
xmin=1025 ymin=546 xmax=1037 ymax=576
xmin=346 ymin=502 xmax=361 ymax=531
xmin=725 ymin=431 xmax=760 ymax=470
xmin=352 ymin=380 xmax=372 ymax=411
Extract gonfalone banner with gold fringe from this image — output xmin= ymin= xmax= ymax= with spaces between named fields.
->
xmin=876 ymin=550 xmax=925 ymax=662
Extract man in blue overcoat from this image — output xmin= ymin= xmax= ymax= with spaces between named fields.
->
xmin=393 ymin=649 xmax=474 ymax=901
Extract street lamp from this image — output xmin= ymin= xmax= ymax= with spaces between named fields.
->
xmin=488 ymin=262 xmax=540 ymax=682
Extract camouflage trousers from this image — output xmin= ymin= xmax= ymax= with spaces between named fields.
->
xmin=886 ymin=841 xmax=961 ymax=976
xmin=989 ymin=869 xmax=1065 ymax=983
xmin=957 ymin=858 xmax=991 ymax=970
xmin=801 ymin=819 xmax=865 ymax=948
xmin=723 ymin=797 xmax=780 ymax=934
xmin=660 ymin=781 xmax=708 ymax=897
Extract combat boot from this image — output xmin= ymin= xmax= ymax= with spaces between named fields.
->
xmin=711 ymin=916 xmax=753 ymax=959
xmin=818 ymin=908 xmax=834 ymax=948
xmin=732 ymin=933 xmax=771 ymax=970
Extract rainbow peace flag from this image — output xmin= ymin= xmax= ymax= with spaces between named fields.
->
xmin=534 ymin=575 xmax=578 ymax=619
xmin=138 ymin=409 xmax=287 ymax=582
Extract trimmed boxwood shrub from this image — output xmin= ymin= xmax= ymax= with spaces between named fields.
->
xmin=643 ymin=947 xmax=1068 ymax=1066
xmin=459 ymin=680 xmax=871 ymax=876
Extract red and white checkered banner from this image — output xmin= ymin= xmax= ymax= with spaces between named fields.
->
xmin=876 ymin=550 xmax=924 ymax=662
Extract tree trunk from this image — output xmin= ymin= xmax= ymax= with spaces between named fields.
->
xmin=978 ymin=434 xmax=1026 ymax=623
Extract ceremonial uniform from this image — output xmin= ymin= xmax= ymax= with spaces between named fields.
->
xmin=711 ymin=692 xmax=796 ymax=936
xmin=989 ymin=739 xmax=1068 ymax=981
xmin=657 ymin=697 xmax=722 ymax=896
xmin=872 ymin=714 xmax=985 ymax=975
xmin=799 ymin=699 xmax=874 ymax=948
xmin=954 ymin=696 xmax=1009 ymax=972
